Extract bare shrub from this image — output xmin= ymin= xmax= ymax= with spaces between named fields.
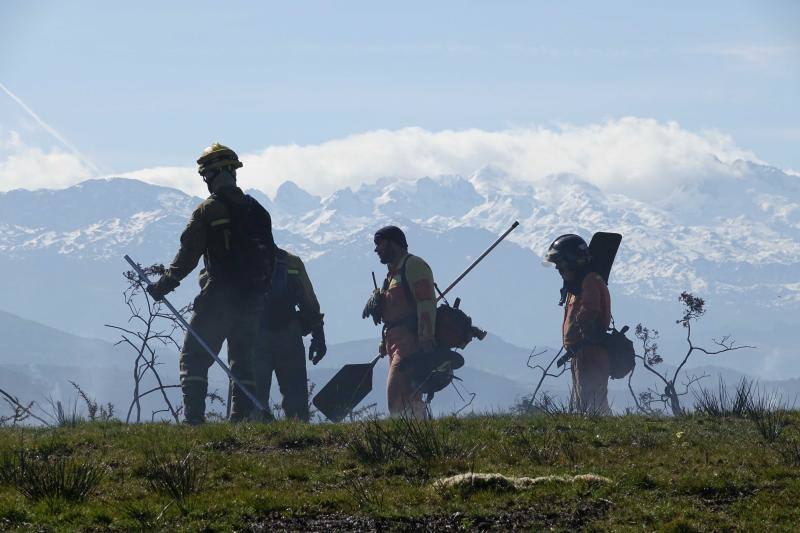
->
xmin=107 ymin=263 xmax=187 ymax=423
xmin=629 ymin=292 xmax=753 ymax=416
xmin=70 ymin=382 xmax=115 ymax=422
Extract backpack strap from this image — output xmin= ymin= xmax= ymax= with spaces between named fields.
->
xmin=399 ymin=254 xmax=416 ymax=312
xmin=382 ymin=254 xmax=418 ymax=333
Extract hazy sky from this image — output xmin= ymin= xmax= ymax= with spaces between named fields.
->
xmin=1 ymin=1 xmax=798 ymax=194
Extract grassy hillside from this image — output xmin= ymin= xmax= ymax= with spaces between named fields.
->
xmin=1 ymin=411 xmax=800 ymax=531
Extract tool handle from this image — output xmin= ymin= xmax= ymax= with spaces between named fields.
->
xmin=437 ymin=221 xmax=519 ymax=301
xmin=124 ymin=255 xmax=267 ymax=413
xmin=371 ymin=271 xmax=378 ymax=290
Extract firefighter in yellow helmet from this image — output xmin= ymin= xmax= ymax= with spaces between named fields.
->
xmin=362 ymin=226 xmax=436 ymax=420
xmin=147 ymin=143 xmax=275 ymax=424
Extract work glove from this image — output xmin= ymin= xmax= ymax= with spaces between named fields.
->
xmin=361 ymin=289 xmax=383 ymax=325
xmin=146 ymin=275 xmax=179 ymax=302
xmin=308 ymin=326 xmax=327 ymax=365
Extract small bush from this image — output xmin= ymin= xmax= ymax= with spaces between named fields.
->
xmin=390 ymin=414 xmax=475 ymax=463
xmin=692 ymin=377 xmax=754 ymax=418
xmin=0 ymin=450 xmax=105 ymax=502
xmin=347 ymin=418 xmax=399 ymax=464
xmin=513 ymin=392 xmax=571 ymax=416
xmin=347 ymin=415 xmax=475 ymax=466
xmin=747 ymin=391 xmax=790 ymax=444
xmin=142 ymin=450 xmax=206 ymax=505
xmin=50 ymin=399 xmax=84 ymax=428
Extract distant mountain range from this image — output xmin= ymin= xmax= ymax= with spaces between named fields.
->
xmin=1 ymin=309 xmax=799 ymax=423
xmin=0 ymin=161 xmax=798 ymax=377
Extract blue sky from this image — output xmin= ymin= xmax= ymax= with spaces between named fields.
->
xmin=1 ymin=1 xmax=798 ymax=192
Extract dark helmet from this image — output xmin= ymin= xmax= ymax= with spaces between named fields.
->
xmin=374 ymin=225 xmax=408 ymax=248
xmin=197 ymin=143 xmax=243 ymax=177
xmin=543 ymin=234 xmax=591 ymax=269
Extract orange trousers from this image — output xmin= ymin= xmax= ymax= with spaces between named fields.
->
xmin=570 ymin=345 xmax=611 ymax=415
xmin=385 ymin=326 xmax=428 ymax=420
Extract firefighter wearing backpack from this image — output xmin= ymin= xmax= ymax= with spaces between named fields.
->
xmin=252 ymin=247 xmax=326 ymax=421
xmin=544 ymin=234 xmax=612 ymax=415
xmin=146 ymin=143 xmax=275 ymax=425
xmin=362 ymin=226 xmax=436 ymax=420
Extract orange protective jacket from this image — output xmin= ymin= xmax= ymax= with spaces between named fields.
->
xmin=381 ymin=253 xmax=436 ymax=344
xmin=562 ymin=272 xmax=612 ymax=349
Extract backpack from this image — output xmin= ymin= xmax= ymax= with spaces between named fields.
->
xmin=210 ymin=193 xmax=275 ymax=291
xmin=395 ymin=257 xmax=485 ymax=399
xmin=605 ymin=325 xmax=636 ymax=379
xmin=263 ymin=249 xmax=303 ymax=328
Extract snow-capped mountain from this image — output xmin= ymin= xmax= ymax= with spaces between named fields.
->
xmin=0 ymin=161 xmax=798 ymax=378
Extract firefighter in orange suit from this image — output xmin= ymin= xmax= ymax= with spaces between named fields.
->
xmin=362 ymin=226 xmax=436 ymax=420
xmin=545 ymin=234 xmax=612 ymax=414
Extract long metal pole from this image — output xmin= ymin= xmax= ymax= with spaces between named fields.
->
xmin=124 ymin=255 xmax=267 ymax=413
xmin=436 ymin=221 xmax=520 ymax=301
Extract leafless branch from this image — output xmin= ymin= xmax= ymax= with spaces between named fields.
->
xmin=628 ymin=292 xmax=753 ymax=416
xmin=528 ymin=346 xmax=568 ymax=403
xmin=0 ymin=388 xmax=52 ymax=427
xmin=108 ymin=264 xmax=188 ymax=424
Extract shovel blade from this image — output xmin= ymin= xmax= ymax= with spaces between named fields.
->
xmin=589 ymin=232 xmax=622 ymax=284
xmin=313 ymin=361 xmax=376 ymax=422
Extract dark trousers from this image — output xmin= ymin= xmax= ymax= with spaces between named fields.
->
xmin=253 ymin=319 xmax=309 ymax=421
xmin=179 ymin=288 xmax=262 ymax=424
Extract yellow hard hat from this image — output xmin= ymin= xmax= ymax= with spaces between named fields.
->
xmin=196 ymin=143 xmax=243 ymax=175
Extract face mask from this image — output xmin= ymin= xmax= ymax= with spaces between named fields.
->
xmin=202 ymin=167 xmax=234 ymax=193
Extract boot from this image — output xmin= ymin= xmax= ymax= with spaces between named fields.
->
xmin=182 ymin=382 xmax=207 ymax=425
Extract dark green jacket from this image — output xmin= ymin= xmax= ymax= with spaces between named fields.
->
xmin=164 ymin=176 xmax=273 ymax=292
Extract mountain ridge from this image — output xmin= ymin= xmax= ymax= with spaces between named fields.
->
xmin=0 ymin=164 xmax=797 ymax=377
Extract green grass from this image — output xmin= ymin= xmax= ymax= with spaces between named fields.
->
xmin=1 ymin=412 xmax=800 ymax=531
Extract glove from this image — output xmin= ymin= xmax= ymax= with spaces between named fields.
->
xmin=361 ymin=289 xmax=383 ymax=325
xmin=308 ymin=326 xmax=327 ymax=365
xmin=146 ymin=275 xmax=179 ymax=301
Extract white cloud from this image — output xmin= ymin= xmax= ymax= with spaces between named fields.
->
xmin=2 ymin=118 xmax=765 ymax=200
xmin=234 ymin=117 xmax=759 ymax=201
xmin=119 ymin=165 xmax=203 ymax=198
xmin=0 ymin=132 xmax=94 ymax=191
